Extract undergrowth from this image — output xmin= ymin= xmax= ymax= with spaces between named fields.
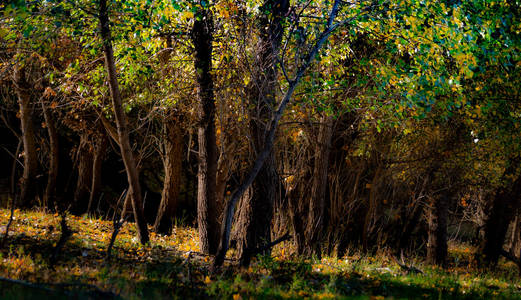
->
xmin=1 ymin=209 xmax=520 ymax=299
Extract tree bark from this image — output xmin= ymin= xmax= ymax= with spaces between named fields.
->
xmin=14 ymin=59 xmax=38 ymax=208
xmin=152 ymin=36 xmax=183 ymax=235
xmin=303 ymin=115 xmax=333 ymax=257
xmin=40 ymin=98 xmax=59 ymax=211
xmin=480 ymin=159 xmax=521 ymax=265
xmin=98 ymin=0 xmax=149 ymax=244
xmin=192 ymin=4 xmax=221 ymax=254
xmin=154 ymin=117 xmax=182 ymax=235
xmin=212 ymin=0 xmax=343 ymax=269
xmin=510 ymin=213 xmax=521 ymax=260
xmin=508 ymin=213 xmax=521 ymax=260
xmin=87 ymin=132 xmax=107 ymax=215
xmin=72 ymin=133 xmax=93 ymax=215
xmin=288 ymin=186 xmax=306 ymax=254
xmin=231 ymin=0 xmax=289 ymax=267
xmin=427 ymin=193 xmax=449 ymax=265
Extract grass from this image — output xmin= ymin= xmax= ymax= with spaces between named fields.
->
xmin=1 ymin=208 xmax=520 ymax=299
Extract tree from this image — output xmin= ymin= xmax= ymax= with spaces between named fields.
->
xmin=153 ymin=35 xmax=183 ymax=236
xmin=213 ymin=0 xmax=363 ymax=268
xmin=97 ymin=0 xmax=149 ymax=245
xmin=13 ymin=51 xmax=39 ymax=208
xmin=232 ymin=0 xmax=289 ymax=267
xmin=40 ymin=91 xmax=59 ymax=211
xmin=191 ymin=1 xmax=221 ymax=254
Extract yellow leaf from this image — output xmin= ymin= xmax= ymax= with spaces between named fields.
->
xmin=243 ymin=76 xmax=250 ymax=86
xmin=183 ymin=11 xmax=194 ymax=19
xmin=233 ymin=294 xmax=242 ymax=300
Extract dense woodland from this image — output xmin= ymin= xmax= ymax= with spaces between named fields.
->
xmin=1 ymin=0 xmax=521 ymax=298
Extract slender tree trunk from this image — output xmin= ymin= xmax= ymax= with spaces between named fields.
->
xmin=14 ymin=61 xmax=38 ymax=208
xmin=192 ymin=4 xmax=221 ymax=254
xmin=87 ymin=132 xmax=107 ymax=215
xmin=154 ymin=118 xmax=182 ymax=235
xmin=41 ymin=98 xmax=59 ymax=211
xmin=98 ymin=0 xmax=149 ymax=244
xmin=72 ymin=133 xmax=93 ymax=215
xmin=288 ymin=186 xmax=306 ymax=254
xmin=303 ymin=115 xmax=333 ymax=257
xmin=510 ymin=213 xmax=521 ymax=259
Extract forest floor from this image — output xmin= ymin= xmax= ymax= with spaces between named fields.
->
xmin=0 ymin=209 xmax=520 ymax=299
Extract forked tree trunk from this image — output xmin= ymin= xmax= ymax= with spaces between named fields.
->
xmin=72 ymin=133 xmax=93 ymax=215
xmin=192 ymin=4 xmax=221 ymax=254
xmin=98 ymin=0 xmax=149 ymax=244
xmin=303 ymin=115 xmax=333 ymax=257
xmin=87 ymin=132 xmax=107 ymax=215
xmin=41 ymin=97 xmax=59 ymax=211
xmin=154 ymin=118 xmax=183 ymax=235
xmin=14 ymin=60 xmax=38 ymax=208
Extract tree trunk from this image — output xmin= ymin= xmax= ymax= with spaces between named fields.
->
xmin=510 ymin=213 xmax=521 ymax=260
xmin=14 ymin=60 xmax=38 ymax=208
xmin=286 ymin=179 xmax=306 ymax=255
xmin=98 ymin=0 xmax=149 ymax=244
xmin=41 ymin=97 xmax=59 ymax=211
xmin=427 ymin=193 xmax=449 ymax=265
xmin=235 ymin=158 xmax=278 ymax=266
xmin=231 ymin=0 xmax=289 ymax=267
xmin=152 ymin=36 xmax=183 ymax=235
xmin=192 ymin=4 xmax=221 ymax=254
xmin=154 ymin=118 xmax=183 ymax=235
xmin=72 ymin=133 xmax=93 ymax=215
xmin=87 ymin=132 xmax=107 ymax=215
xmin=303 ymin=115 xmax=333 ymax=257
xmin=212 ymin=0 xmax=342 ymax=269
xmin=362 ymin=166 xmax=382 ymax=252
xmin=480 ymin=160 xmax=521 ymax=265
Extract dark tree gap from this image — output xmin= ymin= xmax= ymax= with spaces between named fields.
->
xmin=72 ymin=132 xmax=93 ymax=215
xmin=87 ymin=129 xmax=108 ymax=215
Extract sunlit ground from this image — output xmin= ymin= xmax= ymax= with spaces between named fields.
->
xmin=1 ymin=208 xmax=520 ymax=299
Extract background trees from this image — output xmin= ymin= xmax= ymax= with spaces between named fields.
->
xmin=1 ymin=0 xmax=520 ymax=273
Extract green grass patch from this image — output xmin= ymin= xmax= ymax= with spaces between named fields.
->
xmin=1 ymin=209 xmax=520 ymax=299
